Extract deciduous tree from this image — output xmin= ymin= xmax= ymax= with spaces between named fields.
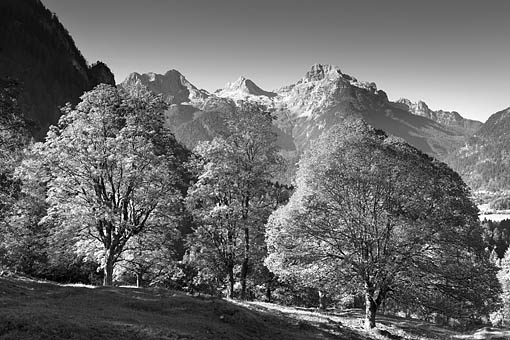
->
xmin=266 ymin=118 xmax=499 ymax=329
xmin=186 ymin=102 xmax=283 ymax=298
xmin=19 ymin=84 xmax=186 ymax=285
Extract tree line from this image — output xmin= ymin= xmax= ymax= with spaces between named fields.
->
xmin=0 ymin=82 xmax=504 ymax=329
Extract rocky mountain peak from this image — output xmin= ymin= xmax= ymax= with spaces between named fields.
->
xmin=416 ymin=100 xmax=430 ymax=111
xmin=301 ymin=64 xmax=342 ymax=82
xmin=296 ymin=64 xmax=379 ymax=95
xmin=397 ymin=98 xmax=432 ymax=116
xmin=120 ymin=70 xmax=209 ymax=104
xmin=216 ymin=76 xmax=276 ymax=99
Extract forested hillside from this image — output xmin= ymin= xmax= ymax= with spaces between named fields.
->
xmin=447 ymin=107 xmax=510 ymax=191
xmin=0 ymin=0 xmax=115 ymax=139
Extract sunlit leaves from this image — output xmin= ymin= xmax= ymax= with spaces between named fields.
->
xmin=19 ymin=84 xmax=186 ymax=285
xmin=266 ymin=117 xmax=499 ymax=325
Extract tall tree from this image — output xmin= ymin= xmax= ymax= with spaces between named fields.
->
xmin=186 ymin=102 xmax=283 ymax=299
xmin=0 ymin=77 xmax=34 ymax=273
xmin=266 ymin=118 xmax=499 ymax=329
xmin=0 ymin=77 xmax=29 ymax=218
xmin=19 ymin=84 xmax=186 ymax=285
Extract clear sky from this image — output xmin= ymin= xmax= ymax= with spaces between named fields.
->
xmin=42 ymin=0 xmax=509 ymax=122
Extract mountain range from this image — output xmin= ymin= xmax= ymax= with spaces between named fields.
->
xmin=120 ymin=65 xmax=474 ymax=157
xmin=2 ymin=0 xmax=509 ymax=192
xmin=119 ymin=65 xmax=510 ymax=191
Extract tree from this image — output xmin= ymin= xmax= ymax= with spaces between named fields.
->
xmin=492 ymin=248 xmax=510 ymax=326
xmin=0 ymin=77 xmax=34 ymax=273
xmin=0 ymin=77 xmax=29 ymax=217
xmin=186 ymin=102 xmax=283 ymax=298
xmin=116 ymin=222 xmax=181 ymax=287
xmin=19 ymin=84 xmax=186 ymax=285
xmin=266 ymin=118 xmax=500 ymax=329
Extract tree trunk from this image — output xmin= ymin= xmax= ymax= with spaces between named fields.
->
xmin=265 ymin=280 xmax=272 ymax=302
xmin=103 ymin=253 xmax=115 ymax=286
xmin=365 ymin=291 xmax=377 ymax=329
xmin=318 ymin=290 xmax=327 ymax=310
xmin=240 ymin=227 xmax=250 ymax=300
xmin=136 ymin=272 xmax=142 ymax=288
xmin=227 ymin=265 xmax=235 ymax=299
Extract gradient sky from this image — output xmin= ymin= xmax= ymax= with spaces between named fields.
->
xmin=42 ymin=0 xmax=509 ymax=122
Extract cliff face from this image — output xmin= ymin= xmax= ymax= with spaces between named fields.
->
xmin=0 ymin=0 xmax=115 ymax=139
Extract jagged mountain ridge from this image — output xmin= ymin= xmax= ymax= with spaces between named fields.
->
xmin=395 ymin=98 xmax=482 ymax=135
xmin=0 ymin=0 xmax=115 ymax=139
xmin=270 ymin=64 xmax=472 ymax=158
xmin=121 ymin=64 xmax=477 ymax=163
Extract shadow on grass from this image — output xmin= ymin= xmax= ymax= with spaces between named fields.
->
xmin=0 ymin=277 xmax=366 ymax=340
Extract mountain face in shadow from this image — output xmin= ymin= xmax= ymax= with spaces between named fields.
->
xmin=447 ymin=107 xmax=510 ymax=191
xmin=0 ymin=0 xmax=115 ymax=139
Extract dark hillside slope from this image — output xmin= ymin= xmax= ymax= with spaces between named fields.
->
xmin=1 ymin=276 xmax=497 ymax=340
xmin=0 ymin=277 xmax=510 ymax=340
xmin=447 ymin=107 xmax=510 ymax=191
xmin=0 ymin=276 xmax=365 ymax=340
xmin=0 ymin=0 xmax=115 ymax=139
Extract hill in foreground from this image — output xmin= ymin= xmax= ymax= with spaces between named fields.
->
xmin=0 ymin=276 xmax=508 ymax=340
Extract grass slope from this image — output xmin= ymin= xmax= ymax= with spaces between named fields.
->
xmin=0 ymin=276 xmax=507 ymax=340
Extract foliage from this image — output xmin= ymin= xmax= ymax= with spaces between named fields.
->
xmin=115 ymin=222 xmax=182 ymax=287
xmin=447 ymin=108 xmax=510 ymax=191
xmin=0 ymin=77 xmax=29 ymax=211
xmin=481 ymin=219 xmax=510 ymax=259
xmin=266 ymin=118 xmax=500 ymax=328
xmin=492 ymin=248 xmax=510 ymax=326
xmin=491 ymin=198 xmax=510 ymax=211
xmin=0 ymin=76 xmax=33 ymax=272
xmin=185 ymin=101 xmax=285 ymax=298
xmin=18 ymin=84 xmax=187 ymax=285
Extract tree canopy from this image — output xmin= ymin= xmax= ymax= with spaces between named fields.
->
xmin=19 ymin=84 xmax=187 ymax=285
xmin=186 ymin=102 xmax=284 ymax=298
xmin=265 ymin=118 xmax=500 ymax=328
